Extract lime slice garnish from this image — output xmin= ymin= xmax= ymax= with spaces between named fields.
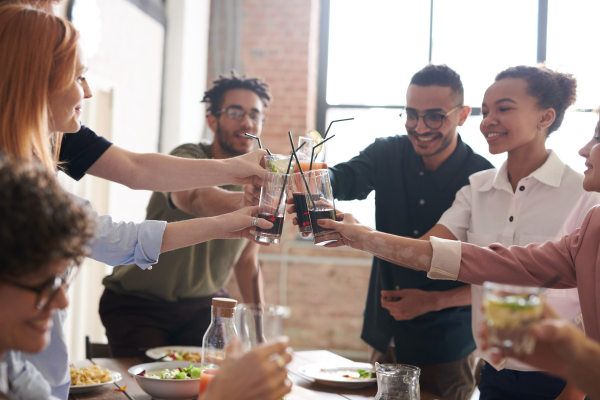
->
xmin=268 ymin=159 xmax=289 ymax=174
xmin=308 ymin=130 xmax=323 ymax=155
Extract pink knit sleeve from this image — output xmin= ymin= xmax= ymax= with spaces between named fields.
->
xmin=457 ymin=206 xmax=600 ymax=288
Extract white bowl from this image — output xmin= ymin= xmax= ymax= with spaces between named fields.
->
xmin=128 ymin=361 xmax=202 ymax=400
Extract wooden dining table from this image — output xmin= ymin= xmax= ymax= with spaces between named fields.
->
xmin=68 ymin=350 xmax=442 ymax=400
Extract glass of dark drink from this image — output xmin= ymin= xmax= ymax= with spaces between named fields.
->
xmin=291 ymin=172 xmax=312 ymax=234
xmin=304 ymin=169 xmax=341 ymax=246
xmin=255 ymin=157 xmax=290 ymax=244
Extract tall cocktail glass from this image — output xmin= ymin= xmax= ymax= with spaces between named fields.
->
xmin=303 ymin=169 xmax=341 ymax=245
xmin=483 ymin=282 xmax=546 ymax=355
xmin=255 ymin=155 xmax=290 ymax=244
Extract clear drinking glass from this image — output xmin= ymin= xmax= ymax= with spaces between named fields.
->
xmin=374 ymin=363 xmax=420 ymax=400
xmin=255 ymin=155 xmax=290 ymax=245
xmin=294 ymin=136 xmax=326 ymax=173
xmin=234 ymin=304 xmax=287 ymax=352
xmin=302 ymin=169 xmax=341 ymax=245
xmin=290 ymin=172 xmax=314 ymax=234
xmin=483 ymin=282 xmax=546 ymax=355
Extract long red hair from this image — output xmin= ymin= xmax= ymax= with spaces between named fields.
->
xmin=0 ymin=4 xmax=79 ymax=171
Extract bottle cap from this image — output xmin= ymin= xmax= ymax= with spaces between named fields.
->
xmin=212 ymin=297 xmax=237 ymax=317
xmin=212 ymin=298 xmax=237 ymax=308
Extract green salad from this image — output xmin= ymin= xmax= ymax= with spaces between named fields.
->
xmin=137 ymin=365 xmax=202 ymax=380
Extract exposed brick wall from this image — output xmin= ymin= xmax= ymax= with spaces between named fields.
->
xmin=209 ymin=0 xmax=372 ymax=359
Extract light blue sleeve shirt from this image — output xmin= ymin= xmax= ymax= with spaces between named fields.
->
xmin=3 ymin=351 xmax=59 ymax=400
xmin=21 ymin=195 xmax=167 ymax=400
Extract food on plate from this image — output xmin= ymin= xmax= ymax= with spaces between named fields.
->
xmin=162 ymin=349 xmax=202 ymax=362
xmin=70 ymin=365 xmax=113 ymax=386
xmin=137 ymin=365 xmax=202 ymax=380
xmin=321 ymin=367 xmax=376 ymax=380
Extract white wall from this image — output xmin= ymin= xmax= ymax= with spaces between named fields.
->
xmin=160 ymin=0 xmax=211 ymax=153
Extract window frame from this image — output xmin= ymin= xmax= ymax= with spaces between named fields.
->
xmin=316 ymin=0 xmax=551 ymax=133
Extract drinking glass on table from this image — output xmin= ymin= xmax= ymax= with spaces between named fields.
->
xmin=234 ymin=304 xmax=287 ymax=351
xmin=303 ymin=169 xmax=341 ymax=246
xmin=234 ymin=304 xmax=290 ymax=400
xmin=255 ymin=156 xmax=290 ymax=245
xmin=483 ymin=282 xmax=546 ymax=355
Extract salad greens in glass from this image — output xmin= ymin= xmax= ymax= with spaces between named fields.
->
xmin=137 ymin=365 xmax=203 ymax=380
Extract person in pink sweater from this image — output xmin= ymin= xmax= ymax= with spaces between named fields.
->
xmin=317 ymin=116 xmax=600 ymax=398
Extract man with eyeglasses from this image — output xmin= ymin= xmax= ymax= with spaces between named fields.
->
xmin=328 ymin=65 xmax=493 ymax=400
xmin=100 ymin=72 xmax=271 ymax=357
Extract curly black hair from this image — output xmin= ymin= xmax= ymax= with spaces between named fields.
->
xmin=202 ymin=71 xmax=271 ymax=116
xmin=496 ymin=65 xmax=577 ymax=136
xmin=0 ymin=158 xmax=96 ymax=279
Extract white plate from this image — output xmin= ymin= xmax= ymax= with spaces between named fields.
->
xmin=145 ymin=346 xmax=203 ymax=362
xmin=69 ymin=371 xmax=122 ymax=393
xmin=297 ymin=362 xmax=377 ymax=389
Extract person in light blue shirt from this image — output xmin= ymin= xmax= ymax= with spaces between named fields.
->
xmin=0 ymin=4 xmax=273 ymax=399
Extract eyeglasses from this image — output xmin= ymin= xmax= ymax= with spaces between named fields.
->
xmin=216 ymin=106 xmax=266 ymax=123
xmin=399 ymin=105 xmax=463 ymax=130
xmin=2 ymin=264 xmax=79 ymax=310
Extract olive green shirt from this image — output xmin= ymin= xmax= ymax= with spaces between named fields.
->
xmin=102 ymin=142 xmax=247 ymax=302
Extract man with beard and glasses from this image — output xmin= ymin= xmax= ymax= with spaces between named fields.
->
xmin=327 ymin=65 xmax=493 ymax=400
xmin=100 ymin=73 xmax=271 ymax=357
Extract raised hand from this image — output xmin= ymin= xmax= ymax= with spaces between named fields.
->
xmin=216 ymin=206 xmax=273 ymax=243
xmin=479 ymin=303 xmax=583 ymax=378
xmin=225 ymin=149 xmax=268 ymax=185
xmin=315 ymin=212 xmax=373 ymax=250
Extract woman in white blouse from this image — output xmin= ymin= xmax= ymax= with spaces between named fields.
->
xmin=325 ymin=65 xmax=595 ymax=400
xmin=416 ymin=66 xmax=596 ymax=400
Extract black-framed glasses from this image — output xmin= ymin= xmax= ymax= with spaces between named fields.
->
xmin=399 ymin=105 xmax=463 ymax=130
xmin=2 ymin=264 xmax=79 ymax=310
xmin=216 ymin=106 xmax=266 ymax=123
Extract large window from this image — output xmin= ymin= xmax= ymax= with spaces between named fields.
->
xmin=318 ymin=0 xmax=599 ymax=228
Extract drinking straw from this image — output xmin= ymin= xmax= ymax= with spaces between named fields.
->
xmin=252 ymin=263 xmax=263 ymax=344
xmin=275 ymin=142 xmax=306 ymax=217
xmin=323 ymin=117 xmax=354 ymax=139
xmin=245 ymin=133 xmax=272 ymax=155
xmin=309 ymin=134 xmax=336 ymax=172
xmin=288 ymin=131 xmax=315 ymax=208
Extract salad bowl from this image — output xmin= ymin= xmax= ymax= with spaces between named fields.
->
xmin=128 ymin=361 xmax=203 ymax=400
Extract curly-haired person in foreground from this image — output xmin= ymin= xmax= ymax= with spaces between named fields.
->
xmin=0 ymin=159 xmax=96 ymax=400
xmin=100 ymin=71 xmax=273 ymax=356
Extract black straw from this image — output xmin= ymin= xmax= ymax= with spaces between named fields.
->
xmin=275 ymin=142 xmax=306 ymax=216
xmin=288 ymin=132 xmax=315 ymax=208
xmin=323 ymin=118 xmax=354 ymax=139
xmin=245 ymin=133 xmax=271 ymax=155
xmin=309 ymin=134 xmax=336 ymax=171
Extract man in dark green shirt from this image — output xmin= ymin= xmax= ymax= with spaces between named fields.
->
xmin=329 ymin=65 xmax=493 ymax=400
xmin=101 ymin=73 xmax=272 ymax=357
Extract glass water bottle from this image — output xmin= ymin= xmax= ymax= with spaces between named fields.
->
xmin=201 ymin=297 xmax=238 ymax=369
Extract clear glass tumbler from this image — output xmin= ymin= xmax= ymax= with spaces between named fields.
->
xmin=234 ymin=304 xmax=287 ymax=352
xmin=302 ymin=169 xmax=341 ymax=245
xmin=255 ymin=156 xmax=290 ymax=244
xmin=374 ymin=363 xmax=420 ymax=400
xmin=483 ymin=282 xmax=546 ymax=355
